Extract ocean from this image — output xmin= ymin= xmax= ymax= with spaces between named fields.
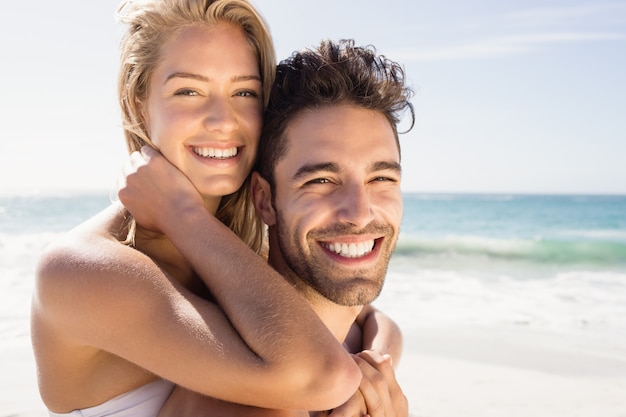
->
xmin=1 ymin=192 xmax=626 ymax=351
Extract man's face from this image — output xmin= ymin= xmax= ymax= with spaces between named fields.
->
xmin=259 ymin=104 xmax=403 ymax=306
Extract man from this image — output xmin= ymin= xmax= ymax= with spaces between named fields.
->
xmin=121 ymin=39 xmax=414 ymax=416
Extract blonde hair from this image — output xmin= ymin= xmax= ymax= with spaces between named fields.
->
xmin=116 ymin=0 xmax=275 ymax=252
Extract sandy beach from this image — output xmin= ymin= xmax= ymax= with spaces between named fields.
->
xmin=398 ymin=326 xmax=626 ymax=417
xmin=2 ymin=335 xmax=45 ymax=417
xmin=3 ymin=324 xmax=626 ymax=417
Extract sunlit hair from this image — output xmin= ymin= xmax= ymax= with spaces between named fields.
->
xmin=256 ymin=39 xmax=414 ymax=189
xmin=116 ymin=0 xmax=275 ymax=252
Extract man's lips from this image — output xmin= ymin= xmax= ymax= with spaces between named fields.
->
xmin=320 ymin=238 xmax=379 ymax=259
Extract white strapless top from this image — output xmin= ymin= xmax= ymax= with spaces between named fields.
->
xmin=48 ymin=379 xmax=175 ymax=417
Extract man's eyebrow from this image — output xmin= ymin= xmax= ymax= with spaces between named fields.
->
xmin=164 ymin=72 xmax=261 ymax=84
xmin=292 ymin=162 xmax=339 ymax=182
xmin=371 ymin=161 xmax=402 ymax=174
xmin=291 ymin=160 xmax=401 ymax=183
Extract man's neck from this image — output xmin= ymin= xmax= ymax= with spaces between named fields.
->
xmin=267 ymin=247 xmax=362 ymax=343
xmin=301 ymin=288 xmax=363 ymax=343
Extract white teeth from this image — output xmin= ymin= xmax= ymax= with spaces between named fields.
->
xmin=192 ymin=146 xmax=238 ymax=159
xmin=323 ymin=240 xmax=375 ymax=258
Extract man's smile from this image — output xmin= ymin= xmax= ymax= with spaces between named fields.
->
xmin=319 ymin=238 xmax=382 ymax=259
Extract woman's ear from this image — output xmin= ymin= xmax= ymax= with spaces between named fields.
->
xmin=251 ymin=172 xmax=276 ymax=226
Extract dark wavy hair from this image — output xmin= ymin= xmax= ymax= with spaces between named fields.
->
xmin=256 ymin=38 xmax=414 ymax=188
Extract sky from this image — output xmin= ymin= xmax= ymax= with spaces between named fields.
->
xmin=1 ymin=0 xmax=625 ymax=195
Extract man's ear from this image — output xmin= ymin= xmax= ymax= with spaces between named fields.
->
xmin=251 ymin=171 xmax=276 ymax=226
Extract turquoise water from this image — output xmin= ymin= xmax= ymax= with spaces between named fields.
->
xmin=398 ymin=193 xmax=626 ymax=269
xmin=1 ymin=192 xmax=625 ymax=271
xmin=0 ymin=192 xmax=113 ymax=234
xmin=4 ymin=192 xmax=624 ymax=244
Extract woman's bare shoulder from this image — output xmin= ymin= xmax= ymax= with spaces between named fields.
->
xmin=37 ymin=202 xmax=134 ymax=272
xmin=33 ymin=201 xmax=156 ymax=310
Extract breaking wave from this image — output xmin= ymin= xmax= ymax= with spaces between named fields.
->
xmin=395 ymin=234 xmax=626 ymax=267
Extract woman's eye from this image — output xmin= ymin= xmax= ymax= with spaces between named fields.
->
xmin=235 ymin=90 xmax=260 ymax=98
xmin=372 ymin=176 xmax=397 ymax=183
xmin=174 ymin=89 xmax=199 ymax=96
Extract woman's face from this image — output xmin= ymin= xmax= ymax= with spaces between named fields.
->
xmin=142 ymin=22 xmax=262 ymax=202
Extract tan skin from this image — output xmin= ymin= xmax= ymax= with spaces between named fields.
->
xmin=32 ymin=22 xmax=401 ymax=414
xmin=119 ymin=105 xmax=408 ymax=416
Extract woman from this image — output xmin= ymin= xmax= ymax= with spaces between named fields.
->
xmin=31 ymin=0 xmax=400 ymax=415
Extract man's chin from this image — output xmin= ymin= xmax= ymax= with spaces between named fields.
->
xmin=314 ymin=278 xmax=384 ymax=306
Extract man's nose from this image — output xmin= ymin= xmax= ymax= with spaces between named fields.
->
xmin=335 ymin=183 xmax=375 ymax=228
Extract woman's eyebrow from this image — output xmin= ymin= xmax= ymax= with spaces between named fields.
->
xmin=164 ymin=72 xmax=208 ymax=84
xmin=164 ymin=72 xmax=261 ymax=84
xmin=232 ymin=74 xmax=261 ymax=83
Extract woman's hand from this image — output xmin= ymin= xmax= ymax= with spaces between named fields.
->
xmin=326 ymin=351 xmax=408 ymax=417
xmin=118 ymin=146 xmax=203 ymax=233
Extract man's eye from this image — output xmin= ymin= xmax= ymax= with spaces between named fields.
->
xmin=305 ymin=178 xmax=330 ymax=185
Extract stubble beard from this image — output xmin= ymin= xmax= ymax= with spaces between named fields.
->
xmin=275 ymin=215 xmax=397 ymax=307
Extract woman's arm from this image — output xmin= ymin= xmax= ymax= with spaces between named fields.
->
xmin=116 ymin=147 xmax=361 ymax=408
xmin=344 ymin=305 xmax=404 ymax=368
xmin=34 ymin=166 xmax=360 ymax=411
xmin=118 ymin=148 xmax=361 ymax=380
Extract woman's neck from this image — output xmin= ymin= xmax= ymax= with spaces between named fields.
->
xmin=132 ymin=194 xmax=220 ymax=290
xmin=134 ymin=226 xmax=195 ymax=284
